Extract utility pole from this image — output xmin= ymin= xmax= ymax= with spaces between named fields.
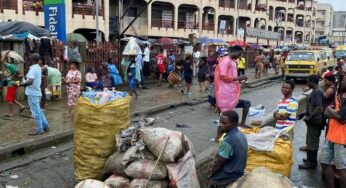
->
xmin=96 ymin=0 xmax=100 ymax=44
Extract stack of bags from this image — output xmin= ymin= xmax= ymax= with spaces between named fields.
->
xmin=75 ymin=127 xmax=200 ymax=188
xmin=82 ymin=89 xmax=128 ymax=104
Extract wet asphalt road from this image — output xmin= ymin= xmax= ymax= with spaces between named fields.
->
xmin=0 ymin=81 xmax=328 ymax=188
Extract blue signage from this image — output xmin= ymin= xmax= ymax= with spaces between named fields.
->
xmin=44 ymin=3 xmax=66 ymax=43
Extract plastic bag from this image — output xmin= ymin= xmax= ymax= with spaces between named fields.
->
xmin=124 ymin=159 xmax=167 ymax=180
xmin=74 ymin=96 xmax=131 ymax=182
xmin=166 ymin=151 xmax=200 ymax=188
xmin=122 ymin=38 xmax=142 ymax=55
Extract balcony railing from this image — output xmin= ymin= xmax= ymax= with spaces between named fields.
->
xmin=255 ymin=4 xmax=267 ymax=12
xmin=288 ymin=0 xmax=295 ymax=3
xmin=306 ymin=7 xmax=312 ymax=11
xmin=0 ymin=0 xmax=17 ymax=13
xmin=202 ymin=23 xmax=215 ymax=31
xmin=296 ymin=21 xmax=304 ymax=27
xmin=72 ymin=3 xmax=104 ymax=18
xmin=297 ymin=5 xmax=305 ymax=10
xmin=23 ymin=0 xmax=43 ymax=15
xmin=178 ymin=21 xmax=198 ymax=30
xmin=239 ymin=3 xmax=251 ymax=10
xmin=219 ymin=0 xmax=235 ymax=8
xmin=276 ymin=0 xmax=287 ymax=2
xmin=151 ymin=19 xmax=174 ymax=28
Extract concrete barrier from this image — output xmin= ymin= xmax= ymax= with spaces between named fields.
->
xmin=195 ymin=91 xmax=310 ymax=187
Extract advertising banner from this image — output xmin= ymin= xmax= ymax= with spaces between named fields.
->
xmin=44 ymin=0 xmax=66 ymax=43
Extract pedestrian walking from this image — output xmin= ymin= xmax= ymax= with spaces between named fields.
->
xmin=181 ymin=55 xmax=193 ymax=95
xmin=237 ymin=55 xmax=246 ymax=76
xmin=0 ymin=50 xmax=26 ymax=117
xmin=198 ymin=57 xmax=209 ymax=92
xmin=320 ymin=75 xmax=346 ymax=188
xmin=156 ymin=51 xmax=166 ymax=87
xmin=273 ymin=80 xmax=298 ymax=131
xmin=207 ymin=69 xmax=216 ymax=109
xmin=135 ymin=54 xmax=145 ymax=88
xmin=19 ymin=53 xmax=49 ymax=135
xmin=64 ymin=61 xmax=81 ymax=118
xmin=322 ymin=72 xmax=336 ymax=136
xmin=143 ymin=44 xmax=151 ymax=77
xmin=193 ymin=49 xmax=201 ymax=77
xmin=273 ymin=51 xmax=281 ymax=75
xmin=208 ymin=110 xmax=248 ymax=188
xmin=263 ymin=53 xmax=271 ymax=75
xmin=298 ymin=74 xmax=324 ymax=169
xmin=255 ymin=51 xmax=264 ymax=78
xmin=125 ymin=54 xmax=141 ymax=99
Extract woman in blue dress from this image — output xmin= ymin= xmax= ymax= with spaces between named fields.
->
xmin=107 ymin=58 xmax=123 ymax=88
xmin=124 ymin=54 xmax=141 ymax=99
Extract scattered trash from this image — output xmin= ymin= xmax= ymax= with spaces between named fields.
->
xmin=209 ymin=137 xmax=216 ymax=142
xmin=9 ymin=174 xmax=19 ymax=179
xmin=213 ymin=120 xmax=220 ymax=124
xmin=51 ymin=146 xmax=57 ymax=149
xmin=63 ymin=157 xmax=69 ymax=160
xmin=175 ymin=124 xmax=190 ymax=128
xmin=0 ymin=171 xmax=10 ymax=177
xmin=169 ymin=111 xmax=174 ymax=114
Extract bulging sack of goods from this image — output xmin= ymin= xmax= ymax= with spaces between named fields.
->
xmin=101 ymin=152 xmax=128 ymax=179
xmin=228 ymin=167 xmax=294 ymax=188
xmin=140 ymin=127 xmax=195 ymax=163
xmin=75 ymin=179 xmax=110 ymax=188
xmin=74 ymin=96 xmax=131 ymax=182
xmin=104 ymin=175 xmax=130 ymax=188
xmin=129 ymin=179 xmax=168 ymax=188
xmin=124 ymin=160 xmax=167 ymax=179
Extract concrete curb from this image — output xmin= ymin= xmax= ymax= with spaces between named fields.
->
xmin=0 ymin=75 xmax=279 ymax=165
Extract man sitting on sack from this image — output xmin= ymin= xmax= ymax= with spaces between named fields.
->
xmin=208 ymin=110 xmax=248 ymax=188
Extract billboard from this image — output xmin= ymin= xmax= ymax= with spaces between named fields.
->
xmin=44 ymin=0 xmax=66 ymax=43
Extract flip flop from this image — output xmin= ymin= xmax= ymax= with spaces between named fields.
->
xmin=19 ymin=107 xmax=26 ymax=113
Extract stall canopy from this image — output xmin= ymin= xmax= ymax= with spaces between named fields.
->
xmin=0 ymin=21 xmax=50 ymax=39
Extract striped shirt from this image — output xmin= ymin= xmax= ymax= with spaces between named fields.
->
xmin=275 ymin=97 xmax=298 ymax=129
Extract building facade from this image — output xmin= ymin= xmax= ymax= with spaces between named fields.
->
xmin=0 ymin=0 xmax=109 ymax=41
xmin=331 ymin=11 xmax=346 ymax=44
xmin=119 ymin=0 xmax=317 ymax=45
xmin=315 ymin=3 xmax=333 ymax=39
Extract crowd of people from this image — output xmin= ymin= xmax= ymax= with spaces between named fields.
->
xmin=1 ymin=42 xmax=346 ymax=187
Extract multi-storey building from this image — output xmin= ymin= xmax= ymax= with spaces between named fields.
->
xmin=118 ymin=0 xmax=317 ymax=45
xmin=0 ymin=0 xmax=109 ymax=41
xmin=315 ymin=3 xmax=333 ymax=39
xmin=331 ymin=11 xmax=346 ymax=44
xmin=0 ymin=0 xmax=317 ymax=45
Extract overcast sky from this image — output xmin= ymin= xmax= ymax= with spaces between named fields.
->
xmin=317 ymin=0 xmax=345 ymax=11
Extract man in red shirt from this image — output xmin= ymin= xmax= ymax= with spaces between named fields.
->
xmin=156 ymin=51 xmax=166 ymax=86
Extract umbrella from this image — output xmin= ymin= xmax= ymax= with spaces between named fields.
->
xmin=154 ymin=37 xmax=177 ymax=45
xmin=67 ymin=33 xmax=88 ymax=43
xmin=248 ymin=43 xmax=262 ymax=50
xmin=229 ymin=40 xmax=248 ymax=47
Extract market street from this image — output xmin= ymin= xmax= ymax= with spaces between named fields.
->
xmin=0 ymin=80 xmax=323 ymax=188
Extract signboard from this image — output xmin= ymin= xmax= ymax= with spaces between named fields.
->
xmin=44 ymin=0 xmax=66 ymax=43
xmin=219 ymin=20 xmax=226 ymax=30
xmin=246 ymin=27 xmax=280 ymax=40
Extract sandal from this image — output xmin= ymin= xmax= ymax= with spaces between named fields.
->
xmin=19 ymin=106 xmax=26 ymax=113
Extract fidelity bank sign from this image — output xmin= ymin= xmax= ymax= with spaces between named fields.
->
xmin=44 ymin=0 xmax=66 ymax=43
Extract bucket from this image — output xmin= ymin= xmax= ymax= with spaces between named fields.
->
xmin=168 ymin=72 xmax=181 ymax=86
xmin=248 ymin=107 xmax=266 ymax=126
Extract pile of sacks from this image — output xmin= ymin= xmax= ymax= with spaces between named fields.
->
xmin=82 ymin=89 xmax=128 ymax=104
xmin=75 ymin=127 xmax=200 ymax=188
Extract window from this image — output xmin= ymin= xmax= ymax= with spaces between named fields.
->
xmin=321 ymin=11 xmax=325 ymax=15
xmin=128 ymin=7 xmax=137 ymax=17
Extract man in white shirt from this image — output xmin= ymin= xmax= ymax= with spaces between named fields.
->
xmin=193 ymin=49 xmax=201 ymax=77
xmin=143 ymin=45 xmax=150 ymax=77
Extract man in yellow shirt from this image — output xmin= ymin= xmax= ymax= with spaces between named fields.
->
xmin=237 ymin=56 xmax=246 ymax=76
